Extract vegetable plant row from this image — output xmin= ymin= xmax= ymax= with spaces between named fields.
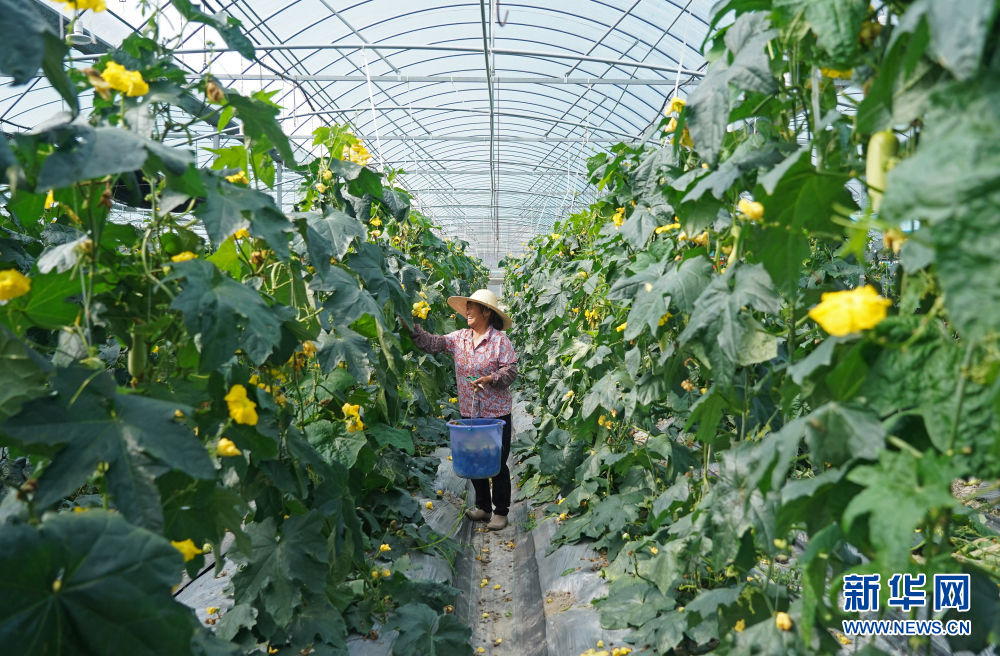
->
xmin=503 ymin=1 xmax=1000 ymax=654
xmin=0 ymin=1 xmax=484 ymax=654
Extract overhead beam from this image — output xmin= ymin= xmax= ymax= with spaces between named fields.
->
xmin=204 ymin=74 xmax=684 ymax=85
xmin=395 ymin=168 xmax=586 ymax=176
xmin=288 ymin=134 xmax=624 ymax=143
xmin=72 ymin=43 xmax=705 ymax=76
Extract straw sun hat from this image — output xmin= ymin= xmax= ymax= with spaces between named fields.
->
xmin=447 ymin=289 xmax=513 ymax=331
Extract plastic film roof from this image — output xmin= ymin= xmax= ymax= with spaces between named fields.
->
xmin=4 ymin=0 xmax=713 ymax=269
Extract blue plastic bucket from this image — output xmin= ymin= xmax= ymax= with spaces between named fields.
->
xmin=448 ymin=418 xmax=505 ymax=479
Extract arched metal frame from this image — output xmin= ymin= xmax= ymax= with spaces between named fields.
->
xmin=4 ymin=0 xmax=713 ymax=270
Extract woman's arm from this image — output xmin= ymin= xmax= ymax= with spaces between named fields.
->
xmin=410 ymin=323 xmax=451 ymax=354
xmin=489 ymin=361 xmax=518 ymax=387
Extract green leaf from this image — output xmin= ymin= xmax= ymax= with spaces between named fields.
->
xmin=41 ymin=32 xmax=78 ymax=115
xmin=161 ymin=479 xmax=250 ymax=556
xmin=619 ymin=206 xmax=658 ymax=249
xmin=890 ymin=0 xmax=998 ymax=81
xmin=368 ymin=422 xmax=415 ymax=455
xmin=880 ymin=80 xmax=1000 ymax=341
xmin=329 ymin=159 xmax=383 ymax=197
xmin=195 ymin=170 xmax=292 ymax=259
xmin=36 ymin=125 xmax=191 ymax=191
xmin=594 ymin=577 xmax=674 ymax=629
xmin=305 ymin=420 xmax=367 ymax=469
xmin=802 ymin=402 xmax=885 ymax=467
xmin=678 ymin=263 xmax=780 ymax=384
xmin=167 ymin=0 xmax=256 ymax=60
xmin=0 ymin=325 xmax=51 ymax=422
xmin=684 ymin=134 xmax=787 ymax=202
xmin=226 ymin=92 xmax=296 ymax=166
xmin=346 ymin=242 xmax=407 ymax=308
xmin=687 ymin=12 xmax=778 ymax=162
xmin=379 ymin=188 xmax=411 ymax=221
xmin=538 ymin=428 xmax=589 ymax=488
xmin=168 ymin=259 xmax=286 ymax=371
xmin=230 ymin=514 xmax=329 ymax=627
xmin=313 ymin=266 xmax=384 ymax=329
xmin=0 ymin=510 xmax=216 ymax=655
xmin=2 ymin=368 xmax=214 ymax=528
xmin=843 ymin=450 xmax=959 ymax=570
xmin=0 ymin=0 xmax=48 ymax=85
xmin=316 ymin=325 xmax=372 ymax=382
xmin=298 ymin=208 xmax=366 ymax=281
xmin=388 ymin=602 xmax=471 ymax=656
xmin=777 ymin=0 xmax=867 ymax=62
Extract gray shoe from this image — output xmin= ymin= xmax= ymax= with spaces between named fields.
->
xmin=466 ymin=508 xmax=489 ymax=521
xmin=486 ymin=514 xmax=508 ymax=531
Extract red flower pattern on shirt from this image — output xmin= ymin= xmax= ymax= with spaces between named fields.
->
xmin=411 ymin=324 xmax=518 ymax=417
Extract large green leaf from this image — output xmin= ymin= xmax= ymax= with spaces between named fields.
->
xmin=749 ymin=150 xmax=853 ymax=293
xmin=368 ymin=422 xmax=415 ymax=455
xmin=776 ymin=0 xmax=867 ymax=62
xmin=1 ymin=368 xmax=214 ymax=528
xmin=161 ymin=478 xmax=251 ymax=555
xmin=313 ymin=266 xmax=384 ymax=329
xmin=230 ymin=514 xmax=329 ymax=627
xmin=880 ymin=79 xmax=1000 ymax=341
xmin=687 ymin=12 xmax=778 ymax=162
xmin=678 ymin=263 xmax=780 ymax=384
xmin=890 ymin=0 xmax=998 ymax=81
xmin=619 ymin=206 xmax=658 ymax=249
xmin=388 ymin=602 xmax=471 ymax=656
xmin=316 ymin=325 xmax=372 ymax=381
xmin=0 ymin=325 xmax=51 ymax=422
xmin=843 ymin=450 xmax=959 ymax=571
xmin=0 ymin=510 xmax=228 ymax=655
xmin=168 ymin=259 xmax=287 ymax=371
xmin=195 ymin=170 xmax=292 ymax=259
xmin=298 ymin=207 xmax=366 ymax=280
xmin=35 ymin=125 xmax=191 ymax=191
xmin=594 ymin=577 xmax=674 ymax=629
xmin=802 ymin=402 xmax=885 ymax=468
xmin=683 ymin=134 xmax=787 ymax=202
xmin=225 ymin=91 xmax=296 ymax=166
xmin=0 ymin=0 xmax=47 ymax=84
xmin=346 ymin=242 xmax=407 ymax=308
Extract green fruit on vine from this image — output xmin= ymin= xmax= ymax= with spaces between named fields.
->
xmin=128 ymin=330 xmax=148 ymax=381
xmin=866 ymin=129 xmax=898 ymax=213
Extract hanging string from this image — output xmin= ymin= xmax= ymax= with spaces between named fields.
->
xmin=361 ymin=46 xmax=385 ymax=174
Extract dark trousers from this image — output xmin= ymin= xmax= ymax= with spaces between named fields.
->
xmin=465 ymin=412 xmax=512 ymax=516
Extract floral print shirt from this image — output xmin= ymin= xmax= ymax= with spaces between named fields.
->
xmin=411 ymin=324 xmax=518 ymax=418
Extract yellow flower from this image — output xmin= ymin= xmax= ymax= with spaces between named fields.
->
xmin=426 ymin=501 xmax=434 ymax=509
xmin=654 ymin=223 xmax=680 ymax=234
xmin=612 ymin=207 xmax=626 ymax=227
xmin=73 ymin=506 xmax=89 ymax=513
xmin=379 ymin=543 xmax=391 ymax=552
xmin=171 ymin=538 xmax=203 ymax=562
xmin=775 ymin=611 xmax=793 ymax=631
xmin=216 ymin=438 xmax=242 ymax=457
xmin=666 ymin=96 xmax=686 ymax=114
xmin=612 ymin=648 xmax=632 ymax=656
xmin=412 ymin=300 xmax=431 ymax=319
xmin=206 ymin=606 xmax=220 ymax=615
xmin=476 ymin=649 xmax=485 ymax=655
xmin=225 ymin=170 xmax=249 ymax=185
xmin=494 ymin=584 xmax=501 ymax=590
xmin=615 ymin=322 xmax=627 ymax=333
xmin=381 ymin=568 xmax=391 ymax=578
xmin=232 ymin=228 xmax=250 ymax=240
xmin=315 ymin=182 xmax=327 ymax=194
xmin=321 ymin=169 xmax=333 ymax=181
xmin=370 ymin=229 xmax=381 ymax=238
xmin=737 ymin=198 xmax=765 ymax=221
xmin=649 ymin=546 xmax=658 ymax=555
xmin=820 ymin=67 xmax=853 ymax=79
xmin=371 ymin=569 xmax=380 ymax=579
xmin=883 ymin=228 xmax=907 ymax=254
xmin=563 ymin=390 xmax=574 ymax=400
xmin=550 ymin=232 xmax=562 ymax=240
xmin=0 ymin=269 xmax=31 ymax=301
xmin=681 ymin=379 xmax=696 ymax=392
xmin=672 ymin=128 xmax=694 ymax=148
xmin=301 ymin=340 xmax=317 ymax=358
xmin=836 ymin=633 xmax=851 ymax=645
xmin=342 ymin=402 xmax=361 ymax=419
xmin=658 ymin=313 xmax=671 ymax=326
xmin=808 ymin=285 xmax=891 ymax=336
xmin=665 ymin=117 xmax=678 ymax=133
xmin=171 ymin=251 xmax=198 ymax=263
xmin=100 ymin=61 xmax=148 ymax=96
xmin=268 ymin=648 xmax=278 ymax=655
xmin=449 ymin=397 xmax=458 ymax=403
xmin=734 ymin=619 xmax=746 ymax=632
xmin=44 ymin=189 xmax=56 ymax=209
xmin=224 ymin=384 xmax=259 ymax=426
xmin=370 ymin=217 xmax=382 ymax=227
xmin=56 ymin=0 xmax=107 ymax=12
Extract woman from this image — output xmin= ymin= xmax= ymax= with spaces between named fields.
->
xmin=409 ymin=289 xmax=518 ymax=531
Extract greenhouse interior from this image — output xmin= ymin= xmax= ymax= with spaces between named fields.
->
xmin=0 ymin=0 xmax=998 ymax=655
